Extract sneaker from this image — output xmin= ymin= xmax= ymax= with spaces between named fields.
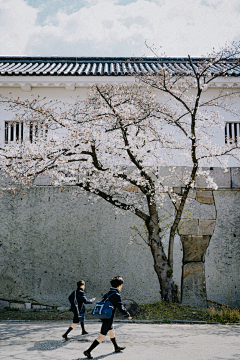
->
xmin=82 ymin=330 xmax=89 ymax=335
xmin=62 ymin=334 xmax=68 ymax=341
xmin=83 ymin=350 xmax=93 ymax=359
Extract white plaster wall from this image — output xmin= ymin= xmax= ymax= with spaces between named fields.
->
xmin=0 ymin=80 xmax=240 ymax=166
xmin=0 ymin=85 xmax=89 ymax=149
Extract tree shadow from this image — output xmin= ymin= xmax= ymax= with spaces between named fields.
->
xmin=27 ymin=339 xmax=68 ymax=351
xmin=0 ymin=324 xmax=53 ymax=341
xmin=27 ymin=335 xmax=94 ymax=352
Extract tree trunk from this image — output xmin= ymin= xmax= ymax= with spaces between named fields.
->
xmin=146 ymin=218 xmax=178 ymax=302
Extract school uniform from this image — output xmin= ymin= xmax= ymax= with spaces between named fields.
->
xmin=84 ymin=281 xmax=131 ymax=358
xmin=63 ymin=287 xmax=93 ymax=340
xmin=100 ymin=287 xmax=130 ymax=335
xmin=69 ymin=289 xmax=93 ymax=323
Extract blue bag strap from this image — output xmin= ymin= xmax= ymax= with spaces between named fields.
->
xmin=105 ymin=292 xmax=117 ymax=301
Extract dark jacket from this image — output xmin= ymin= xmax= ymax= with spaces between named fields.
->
xmin=102 ymin=287 xmax=130 ymax=320
xmin=68 ymin=289 xmax=93 ymax=314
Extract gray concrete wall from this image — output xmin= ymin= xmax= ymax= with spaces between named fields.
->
xmin=0 ymin=170 xmax=239 ymax=308
xmin=0 ymin=186 xmax=162 ymax=306
xmin=205 ymin=190 xmax=240 ymax=307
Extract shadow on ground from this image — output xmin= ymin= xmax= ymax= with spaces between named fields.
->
xmin=27 ymin=340 xmax=68 ymax=351
xmin=27 ymin=336 xmax=92 ymax=352
xmin=77 ymin=351 xmax=117 ymax=360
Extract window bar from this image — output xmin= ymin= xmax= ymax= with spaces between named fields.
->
xmin=8 ymin=123 xmax=11 ymax=143
xmin=21 ymin=122 xmax=24 ymax=143
xmin=237 ymin=123 xmax=240 ymax=145
xmin=16 ymin=123 xmax=19 ymax=142
xmin=40 ymin=121 xmax=44 ymax=137
xmin=14 ymin=123 xmax=16 ymax=142
xmin=234 ymin=122 xmax=237 ymax=144
xmin=229 ymin=123 xmax=233 ymax=144
xmin=32 ymin=123 xmax=36 ymax=142
xmin=226 ymin=123 xmax=230 ymax=145
xmin=35 ymin=123 xmax=38 ymax=140
xmin=45 ymin=123 xmax=48 ymax=137
xmin=5 ymin=121 xmax=8 ymax=144
xmin=29 ymin=122 xmax=33 ymax=143
xmin=231 ymin=123 xmax=235 ymax=144
xmin=225 ymin=123 xmax=228 ymax=144
xmin=10 ymin=123 xmax=14 ymax=142
xmin=229 ymin=123 xmax=232 ymax=144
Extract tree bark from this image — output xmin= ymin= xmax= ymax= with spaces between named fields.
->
xmin=146 ymin=217 xmax=178 ymax=302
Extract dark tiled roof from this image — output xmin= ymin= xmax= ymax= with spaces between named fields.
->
xmin=0 ymin=57 xmax=239 ymax=76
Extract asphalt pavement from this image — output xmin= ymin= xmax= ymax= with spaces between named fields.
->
xmin=0 ymin=321 xmax=239 ymax=360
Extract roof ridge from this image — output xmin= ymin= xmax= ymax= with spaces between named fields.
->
xmin=0 ymin=56 xmax=217 ymax=62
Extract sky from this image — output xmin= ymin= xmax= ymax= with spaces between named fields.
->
xmin=0 ymin=0 xmax=240 ymax=58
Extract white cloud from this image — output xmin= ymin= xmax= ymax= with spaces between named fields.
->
xmin=0 ymin=0 xmax=38 ymax=55
xmin=84 ymin=0 xmax=118 ymax=5
xmin=1 ymin=0 xmax=240 ymax=56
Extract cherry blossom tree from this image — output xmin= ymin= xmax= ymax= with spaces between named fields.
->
xmin=138 ymin=43 xmax=240 ymax=267
xmin=1 ymin=44 xmax=240 ymax=302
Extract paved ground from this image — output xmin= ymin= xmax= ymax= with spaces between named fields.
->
xmin=0 ymin=321 xmax=239 ymax=360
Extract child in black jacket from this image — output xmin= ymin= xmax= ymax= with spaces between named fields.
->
xmin=62 ymin=280 xmax=95 ymax=340
xmin=83 ymin=276 xmax=132 ymax=359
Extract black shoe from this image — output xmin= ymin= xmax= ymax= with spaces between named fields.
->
xmin=83 ymin=350 xmax=93 ymax=359
xmin=115 ymin=347 xmax=125 ymax=353
xmin=62 ymin=334 xmax=68 ymax=341
xmin=82 ymin=330 xmax=89 ymax=335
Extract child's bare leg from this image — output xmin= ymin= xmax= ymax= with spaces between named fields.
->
xmin=109 ymin=329 xmax=115 ymax=339
xmin=96 ymin=334 xmax=106 ymax=343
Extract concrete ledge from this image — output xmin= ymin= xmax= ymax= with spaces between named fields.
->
xmin=9 ymin=302 xmax=25 ymax=309
xmin=0 ymin=299 xmax=57 ymax=310
xmin=0 ymin=300 xmax=9 ymax=309
xmin=196 ymin=168 xmax=231 ymax=189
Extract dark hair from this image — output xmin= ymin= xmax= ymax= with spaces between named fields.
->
xmin=77 ymin=280 xmax=85 ymax=289
xmin=110 ymin=276 xmax=124 ymax=288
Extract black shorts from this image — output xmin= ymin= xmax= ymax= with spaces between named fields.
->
xmin=73 ymin=312 xmax=85 ymax=323
xmin=100 ymin=320 xmax=114 ymax=335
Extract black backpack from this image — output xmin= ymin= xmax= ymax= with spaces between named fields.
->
xmin=68 ymin=291 xmax=76 ymax=312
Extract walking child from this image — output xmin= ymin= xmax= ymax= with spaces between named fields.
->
xmin=62 ymin=280 xmax=95 ymax=340
xmin=83 ymin=276 xmax=132 ymax=359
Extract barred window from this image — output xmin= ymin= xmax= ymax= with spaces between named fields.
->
xmin=5 ymin=121 xmax=24 ymax=144
xmin=29 ymin=121 xmax=48 ymax=143
xmin=225 ymin=122 xmax=240 ymax=145
xmin=5 ymin=120 xmax=48 ymax=144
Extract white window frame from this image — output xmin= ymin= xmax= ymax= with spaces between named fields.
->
xmin=5 ymin=121 xmax=24 ymax=144
xmin=225 ymin=121 xmax=240 ymax=145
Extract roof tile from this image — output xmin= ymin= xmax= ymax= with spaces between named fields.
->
xmin=0 ymin=57 xmax=239 ymax=77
